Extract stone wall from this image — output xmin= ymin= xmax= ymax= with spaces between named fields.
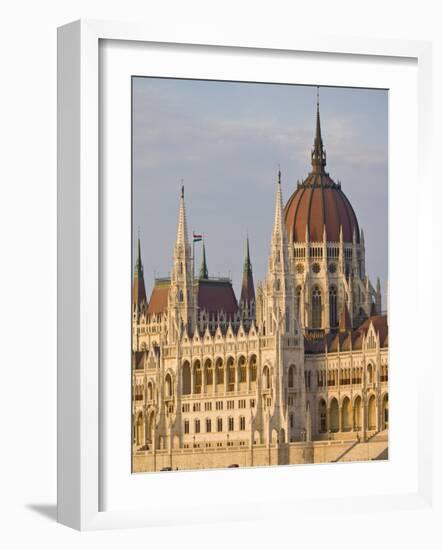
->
xmin=133 ymin=435 xmax=387 ymax=472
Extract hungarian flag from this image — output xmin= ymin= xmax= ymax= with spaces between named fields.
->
xmin=193 ymin=233 xmax=203 ymax=243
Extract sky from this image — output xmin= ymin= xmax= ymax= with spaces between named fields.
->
xmin=132 ymin=78 xmax=388 ymax=306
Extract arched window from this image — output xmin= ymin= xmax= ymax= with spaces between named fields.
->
xmin=238 ymin=356 xmax=246 ymax=383
xmin=147 ymin=382 xmax=153 ymax=401
xmin=249 ymin=355 xmax=257 ymax=384
xmin=329 ymin=286 xmax=338 ymax=328
xmin=382 ymin=393 xmax=389 ymax=429
xmin=263 ymin=366 xmax=271 ymax=389
xmin=312 ymin=286 xmax=322 ymax=329
xmin=216 ymin=358 xmax=224 ymax=385
xmin=182 ymin=361 xmax=191 ymax=395
xmin=227 ymin=357 xmax=235 ymax=391
xmin=288 ymin=365 xmax=295 ymax=388
xmin=341 ymin=396 xmax=351 ymax=431
xmin=275 ymin=278 xmax=280 ymax=291
xmin=367 ymin=364 xmax=373 ymax=384
xmin=165 ymin=373 xmax=173 ymax=398
xmin=194 ymin=361 xmax=202 ymax=394
xmin=329 ymin=398 xmax=339 ymax=432
xmin=205 ymin=359 xmax=213 ymax=387
xmin=178 ymin=289 xmax=184 ymax=302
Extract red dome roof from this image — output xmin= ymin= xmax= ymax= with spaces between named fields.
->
xmin=283 ymin=99 xmax=360 ymax=244
xmin=283 ymin=174 xmax=360 ymax=243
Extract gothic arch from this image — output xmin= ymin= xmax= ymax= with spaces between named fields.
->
xmin=182 ymin=361 xmax=191 ymax=395
xmin=204 ymin=358 xmax=213 ymax=388
xmin=226 ymin=356 xmax=235 ymax=391
xmin=165 ymin=373 xmax=173 ymax=398
xmin=263 ymin=365 xmax=271 ymax=390
xmin=341 ymin=396 xmax=352 ymax=431
xmin=353 ymin=395 xmax=362 ymax=430
xmin=288 ymin=364 xmax=295 ymax=388
xmin=312 ymin=286 xmax=322 ymax=329
xmin=329 ymin=397 xmax=339 ymax=432
xmin=193 ymin=360 xmax=202 ymax=394
xmin=215 ymin=357 xmax=224 ymax=386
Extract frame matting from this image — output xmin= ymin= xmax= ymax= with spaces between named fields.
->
xmin=57 ymin=19 xmax=433 ymax=531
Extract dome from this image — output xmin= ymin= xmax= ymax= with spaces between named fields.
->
xmin=283 ymin=100 xmax=360 ymax=244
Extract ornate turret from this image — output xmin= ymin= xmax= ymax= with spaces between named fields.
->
xmin=239 ymin=237 xmax=255 ymax=325
xmin=264 ymin=170 xmax=296 ymax=336
xmin=168 ymin=186 xmax=196 ymax=340
xmin=132 ymin=234 xmax=147 ymax=314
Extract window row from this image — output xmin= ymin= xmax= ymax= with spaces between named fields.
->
xmin=183 ymin=416 xmax=247 ymax=434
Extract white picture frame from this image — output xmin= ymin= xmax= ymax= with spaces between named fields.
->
xmin=57 ymin=19 xmax=434 ymax=531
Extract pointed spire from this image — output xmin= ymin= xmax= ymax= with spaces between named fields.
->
xmin=176 ymin=185 xmax=189 ymax=248
xmin=132 ymin=233 xmax=147 ymax=310
xmin=311 ymin=86 xmax=327 ymax=174
xmin=199 ymin=242 xmax=208 ymax=279
xmin=240 ymin=236 xmax=255 ymax=306
xmin=272 ymin=169 xmax=286 ymax=243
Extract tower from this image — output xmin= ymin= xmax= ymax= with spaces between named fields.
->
xmin=132 ymin=234 xmax=147 ymax=317
xmin=168 ymin=186 xmax=196 ymax=342
xmin=264 ymin=170 xmax=296 ymax=336
xmin=239 ymin=237 xmax=255 ymax=326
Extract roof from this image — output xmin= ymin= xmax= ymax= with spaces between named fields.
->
xmin=283 ymin=96 xmax=360 ymax=244
xmin=145 ymin=277 xmax=239 ymax=316
xmin=284 ymin=181 xmax=360 ymax=243
xmin=147 ymin=279 xmax=169 ymax=315
xmin=304 ymin=314 xmax=388 ymax=354
xmin=198 ymin=279 xmax=238 ymax=315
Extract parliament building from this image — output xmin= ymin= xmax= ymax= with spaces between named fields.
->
xmin=132 ymin=101 xmax=389 ymax=472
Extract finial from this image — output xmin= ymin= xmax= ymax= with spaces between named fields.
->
xmin=316 ymin=86 xmax=320 ymax=109
xmin=278 ymin=164 xmax=281 ymax=185
xmin=181 ymin=180 xmax=184 ymax=198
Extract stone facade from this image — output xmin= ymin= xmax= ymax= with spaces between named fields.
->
xmin=132 ymin=104 xmax=388 ymax=472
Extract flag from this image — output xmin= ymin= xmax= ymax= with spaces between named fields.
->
xmin=193 ymin=233 xmax=203 ymax=243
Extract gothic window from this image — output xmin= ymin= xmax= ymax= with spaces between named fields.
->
xmin=249 ymin=355 xmax=257 ymax=383
xmin=217 ymin=418 xmax=223 ymax=432
xmin=177 ymin=289 xmax=184 ymax=302
xmin=239 ymin=356 xmax=246 ymax=383
xmin=206 ymin=418 xmax=212 ymax=433
xmin=285 ymin=307 xmax=290 ymax=333
xmin=239 ymin=416 xmax=246 ymax=431
xmin=165 ymin=373 xmax=173 ymax=398
xmin=329 ymin=286 xmax=338 ymax=328
xmin=184 ymin=420 xmax=189 ymax=434
xmin=275 ymin=278 xmax=280 ymax=291
xmin=227 ymin=357 xmax=235 ymax=391
xmin=194 ymin=361 xmax=202 ymax=394
xmin=194 ymin=419 xmax=200 ymax=433
xmin=216 ymin=358 xmax=224 ymax=385
xmin=263 ymin=366 xmax=271 ymax=389
xmin=205 ymin=359 xmax=213 ymax=386
xmin=228 ymin=417 xmax=234 ymax=431
xmin=312 ymin=286 xmax=322 ymax=329
xmin=182 ymin=361 xmax=191 ymax=395
xmin=288 ymin=365 xmax=295 ymax=388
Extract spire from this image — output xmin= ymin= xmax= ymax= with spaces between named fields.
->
xmin=311 ymin=87 xmax=327 ymax=174
xmin=240 ymin=236 xmax=255 ymax=306
xmin=176 ymin=185 xmax=189 ymax=248
xmin=272 ymin=169 xmax=287 ymax=243
xmin=132 ymin=233 xmax=147 ymax=310
xmin=199 ymin=242 xmax=208 ymax=279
